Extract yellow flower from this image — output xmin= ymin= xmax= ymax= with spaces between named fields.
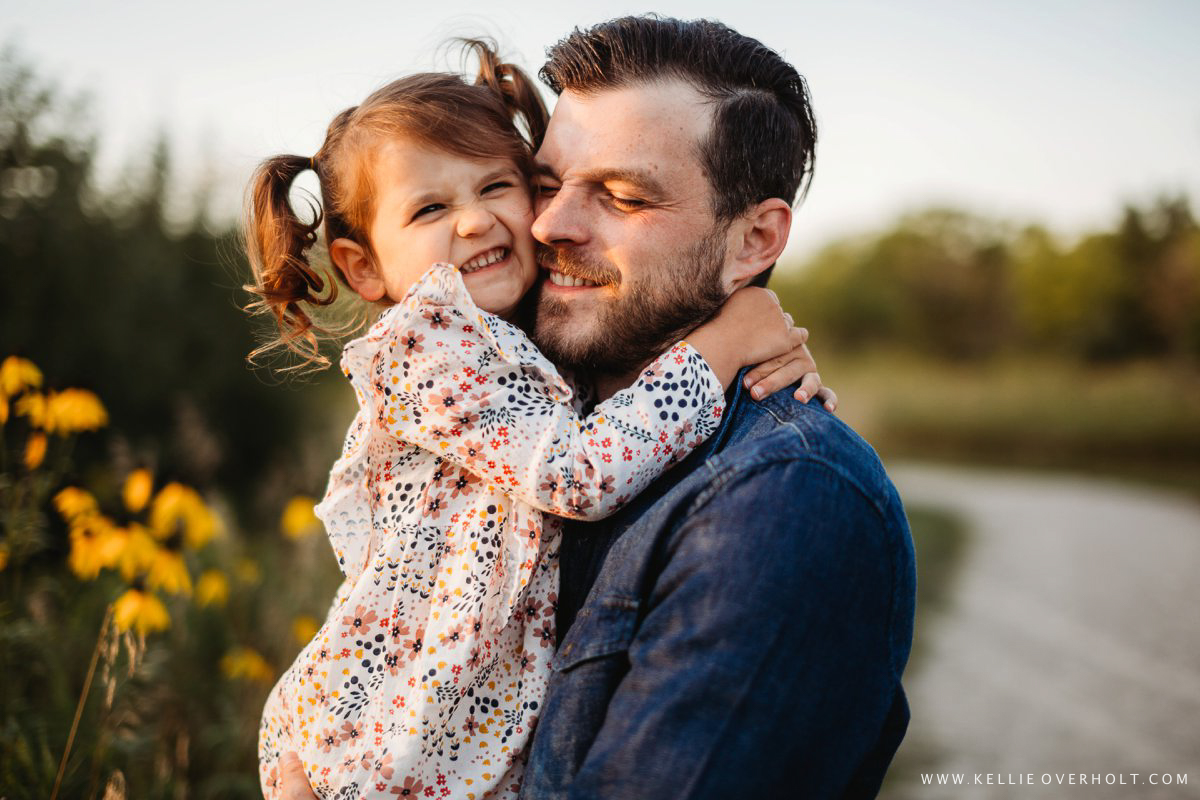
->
xmin=291 ymin=615 xmax=319 ymax=645
xmin=281 ymin=496 xmax=320 ymax=540
xmin=24 ymin=433 xmax=47 ymax=470
xmin=44 ymin=389 xmax=108 ymax=434
xmin=0 ymin=356 xmax=42 ymax=398
xmin=123 ymin=469 xmax=154 ymax=513
xmin=113 ymin=589 xmax=170 ymax=635
xmin=15 ymin=392 xmax=47 ymax=428
xmin=149 ymin=483 xmax=218 ymax=548
xmin=54 ymin=487 xmax=99 ymax=524
xmin=149 ymin=484 xmax=187 ymax=538
xmin=220 ymin=647 xmax=273 ymax=684
xmin=116 ymin=524 xmax=159 ymax=581
xmin=195 ymin=570 xmax=230 ymax=608
xmin=183 ymin=502 xmax=219 ymax=549
xmin=67 ymin=517 xmax=120 ymax=580
xmin=234 ymin=557 xmax=261 ymax=586
xmin=145 ymin=549 xmax=192 ymax=595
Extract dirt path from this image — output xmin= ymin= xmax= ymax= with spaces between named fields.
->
xmin=883 ymin=464 xmax=1200 ymax=799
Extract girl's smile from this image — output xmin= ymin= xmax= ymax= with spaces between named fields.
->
xmin=331 ymin=137 xmax=538 ymax=321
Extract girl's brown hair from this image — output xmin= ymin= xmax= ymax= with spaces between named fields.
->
xmin=242 ymin=39 xmax=548 ymax=370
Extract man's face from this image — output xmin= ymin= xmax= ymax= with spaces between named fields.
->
xmin=530 ymin=80 xmax=731 ymax=375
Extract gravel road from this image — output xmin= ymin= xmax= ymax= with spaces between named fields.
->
xmin=882 ymin=464 xmax=1200 ymax=799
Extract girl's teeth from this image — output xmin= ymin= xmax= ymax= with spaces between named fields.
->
xmin=462 ymin=248 xmax=507 ymax=272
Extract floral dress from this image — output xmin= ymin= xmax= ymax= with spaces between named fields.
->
xmin=258 ymin=263 xmax=725 ymax=800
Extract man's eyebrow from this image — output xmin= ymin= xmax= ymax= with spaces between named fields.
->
xmin=533 ymin=164 xmax=667 ymax=198
xmin=580 ymin=168 xmax=666 ymax=198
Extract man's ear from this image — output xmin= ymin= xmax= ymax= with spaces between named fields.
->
xmin=722 ymin=198 xmax=792 ymax=290
xmin=329 ymin=237 xmax=386 ymax=302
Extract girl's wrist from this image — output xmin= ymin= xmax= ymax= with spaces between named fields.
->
xmin=681 ymin=329 xmax=739 ymax=389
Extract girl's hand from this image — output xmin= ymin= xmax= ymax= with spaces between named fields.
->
xmin=280 ymin=752 xmax=320 ymax=800
xmin=741 ymin=325 xmax=838 ymax=410
xmin=687 ymin=288 xmax=837 ymax=409
xmin=687 ymin=287 xmax=793 ymax=388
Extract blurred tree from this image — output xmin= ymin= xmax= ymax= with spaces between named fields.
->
xmin=1011 ymin=227 xmax=1126 ymax=359
xmin=0 ymin=48 xmax=342 ymax=521
xmin=779 ymin=199 xmax=1199 ymax=364
xmin=1115 ymin=197 xmax=1200 ymax=359
xmin=779 ymin=209 xmax=1016 ymax=359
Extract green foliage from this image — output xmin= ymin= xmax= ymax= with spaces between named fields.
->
xmin=778 ymin=200 xmax=1200 ymax=363
xmin=1 ymin=409 xmax=343 ymax=798
xmin=0 ymin=47 xmax=344 ymax=519
xmin=1 ymin=48 xmax=351 ymax=799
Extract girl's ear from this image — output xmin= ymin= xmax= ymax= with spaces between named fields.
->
xmin=330 ymin=238 xmax=387 ymax=302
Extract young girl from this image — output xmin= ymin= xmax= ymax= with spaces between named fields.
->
xmin=244 ymin=42 xmax=821 ymax=800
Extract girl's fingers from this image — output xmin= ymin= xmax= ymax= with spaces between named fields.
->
xmin=742 ymin=352 xmax=792 ymax=391
xmin=749 ymin=358 xmax=814 ymax=401
xmin=280 ymin=753 xmax=319 ymax=800
xmin=742 ymin=331 xmax=813 ymax=383
xmin=790 ymin=341 xmax=817 ymax=374
xmin=816 ymin=386 xmax=839 ymax=412
xmin=794 ymin=371 xmax=823 ymax=403
xmin=743 ymin=343 xmax=817 ymax=396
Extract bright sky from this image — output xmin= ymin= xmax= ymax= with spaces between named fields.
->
xmin=4 ymin=0 xmax=1199 ymax=265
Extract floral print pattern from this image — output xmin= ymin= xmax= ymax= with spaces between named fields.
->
xmin=258 ymin=263 xmax=724 ymax=799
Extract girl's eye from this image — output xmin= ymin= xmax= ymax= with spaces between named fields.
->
xmin=412 ymin=203 xmax=445 ymax=220
xmin=481 ymin=181 xmax=513 ymax=194
xmin=534 ymin=183 xmax=560 ymax=198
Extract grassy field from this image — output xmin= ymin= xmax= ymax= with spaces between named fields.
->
xmin=822 ymin=352 xmax=1200 ymax=497
xmin=877 ymin=505 xmax=970 ymax=798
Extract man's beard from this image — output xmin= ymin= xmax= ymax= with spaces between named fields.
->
xmin=531 ymin=225 xmax=729 ymax=376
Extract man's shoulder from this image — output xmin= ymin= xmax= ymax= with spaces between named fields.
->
xmin=702 ymin=387 xmax=901 ymax=521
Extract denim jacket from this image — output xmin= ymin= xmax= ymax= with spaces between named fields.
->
xmin=520 ymin=372 xmax=917 ymax=799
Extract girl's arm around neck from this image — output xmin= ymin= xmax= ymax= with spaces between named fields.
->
xmin=372 ymin=264 xmax=726 ymax=521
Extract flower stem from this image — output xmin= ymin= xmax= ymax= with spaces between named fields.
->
xmin=51 ymin=604 xmax=113 ymax=800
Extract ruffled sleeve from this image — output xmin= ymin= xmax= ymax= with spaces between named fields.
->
xmin=312 ymin=297 xmax=410 ymax=581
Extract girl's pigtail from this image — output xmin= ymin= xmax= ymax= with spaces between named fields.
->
xmin=242 ymin=154 xmax=338 ymax=370
xmin=464 ymin=38 xmax=549 ymax=149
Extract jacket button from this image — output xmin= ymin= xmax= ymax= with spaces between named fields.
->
xmin=563 ymin=644 xmax=574 ymax=656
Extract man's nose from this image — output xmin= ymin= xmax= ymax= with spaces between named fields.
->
xmin=456 ymin=205 xmax=496 ymax=238
xmin=531 ymin=186 xmax=588 ymax=246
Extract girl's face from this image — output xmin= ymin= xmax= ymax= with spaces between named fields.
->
xmin=342 ymin=137 xmax=538 ymax=320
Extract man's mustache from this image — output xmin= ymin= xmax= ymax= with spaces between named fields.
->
xmin=535 ymin=244 xmax=621 ymax=286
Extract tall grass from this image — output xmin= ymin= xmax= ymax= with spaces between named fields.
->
xmin=825 ymin=352 xmax=1200 ymax=495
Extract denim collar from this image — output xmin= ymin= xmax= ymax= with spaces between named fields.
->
xmin=690 ymin=365 xmax=752 ymax=464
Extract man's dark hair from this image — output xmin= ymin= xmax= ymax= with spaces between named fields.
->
xmin=541 ymin=15 xmax=817 ymax=284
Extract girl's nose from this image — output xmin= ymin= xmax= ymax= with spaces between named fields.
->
xmin=456 ymin=206 xmax=496 ymax=238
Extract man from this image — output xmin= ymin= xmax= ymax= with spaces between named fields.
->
xmin=285 ymin=15 xmax=915 ymax=799
xmin=520 ymin=17 xmax=915 ymax=800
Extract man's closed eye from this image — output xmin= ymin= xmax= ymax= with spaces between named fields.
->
xmin=609 ymin=194 xmax=647 ymax=211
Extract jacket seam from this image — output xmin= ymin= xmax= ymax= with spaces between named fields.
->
xmin=696 ymin=446 xmax=890 ymax=522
